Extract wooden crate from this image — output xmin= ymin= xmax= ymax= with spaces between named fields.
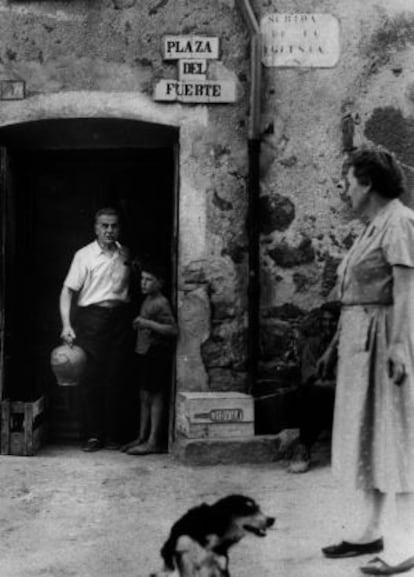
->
xmin=177 ymin=392 xmax=254 ymax=439
xmin=1 ymin=396 xmax=46 ymax=456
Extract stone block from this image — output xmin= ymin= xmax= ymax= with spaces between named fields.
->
xmin=173 ymin=434 xmax=288 ymax=465
xmin=176 ymin=391 xmax=254 ymax=439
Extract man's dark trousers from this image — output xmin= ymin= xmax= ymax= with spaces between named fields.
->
xmin=298 ymin=382 xmax=335 ymax=449
xmin=76 ymin=304 xmax=132 ymax=443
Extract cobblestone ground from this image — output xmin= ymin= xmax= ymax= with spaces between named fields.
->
xmin=0 ymin=444 xmax=386 ymax=577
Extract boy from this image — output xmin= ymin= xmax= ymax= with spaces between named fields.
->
xmin=122 ymin=264 xmax=177 ymax=455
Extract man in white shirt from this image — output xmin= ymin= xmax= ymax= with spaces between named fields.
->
xmin=60 ymin=207 xmax=132 ymax=452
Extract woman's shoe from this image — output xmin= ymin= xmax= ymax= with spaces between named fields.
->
xmin=322 ymin=538 xmax=384 ymax=558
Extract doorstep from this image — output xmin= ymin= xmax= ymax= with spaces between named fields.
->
xmin=172 ymin=428 xmax=299 ymax=465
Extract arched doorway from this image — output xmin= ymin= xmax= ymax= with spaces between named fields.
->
xmin=0 ymin=118 xmax=178 ymax=445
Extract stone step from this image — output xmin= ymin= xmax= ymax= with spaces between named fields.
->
xmin=172 ymin=429 xmax=300 ymax=465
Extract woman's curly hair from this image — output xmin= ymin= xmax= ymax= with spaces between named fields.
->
xmin=349 ymin=146 xmax=406 ymax=199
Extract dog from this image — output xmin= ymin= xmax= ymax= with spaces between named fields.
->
xmin=150 ymin=494 xmax=275 ymax=577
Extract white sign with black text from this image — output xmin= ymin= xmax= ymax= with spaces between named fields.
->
xmin=154 ymin=35 xmax=237 ymax=104
xmin=163 ymin=36 xmax=219 ymax=60
xmin=179 ymin=59 xmax=207 ymax=81
xmin=261 ymin=13 xmax=340 ymax=68
xmin=154 ymin=79 xmax=236 ymax=103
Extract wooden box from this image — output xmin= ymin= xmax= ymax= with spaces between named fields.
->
xmin=176 ymin=392 xmax=254 ymax=439
xmin=1 ymin=397 xmax=46 ymax=456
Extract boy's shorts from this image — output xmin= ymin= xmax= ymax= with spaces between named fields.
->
xmin=136 ymin=347 xmax=172 ymax=393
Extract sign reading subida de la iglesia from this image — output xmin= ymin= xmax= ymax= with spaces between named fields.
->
xmin=154 ymin=35 xmax=236 ymax=104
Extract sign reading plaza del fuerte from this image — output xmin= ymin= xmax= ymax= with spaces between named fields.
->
xmin=154 ymin=35 xmax=236 ymax=104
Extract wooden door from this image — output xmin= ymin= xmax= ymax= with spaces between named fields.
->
xmin=0 ymin=145 xmax=177 ymax=441
xmin=0 ymin=148 xmax=17 ymax=401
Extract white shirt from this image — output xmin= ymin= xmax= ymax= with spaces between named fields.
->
xmin=64 ymin=240 xmax=131 ymax=307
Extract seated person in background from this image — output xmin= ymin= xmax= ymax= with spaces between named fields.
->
xmin=288 ymin=301 xmax=340 ymax=474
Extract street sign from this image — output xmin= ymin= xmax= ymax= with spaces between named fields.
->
xmin=261 ymin=13 xmax=340 ymax=67
xmin=163 ymin=35 xmax=219 ymax=60
xmin=154 ymin=79 xmax=236 ymax=103
xmin=156 ymin=35 xmax=236 ymax=104
xmin=179 ymin=59 xmax=208 ymax=81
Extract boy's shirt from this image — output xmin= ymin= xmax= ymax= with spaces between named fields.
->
xmin=135 ymin=294 xmax=176 ymax=355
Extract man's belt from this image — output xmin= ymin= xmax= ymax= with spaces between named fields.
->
xmin=93 ymin=300 xmax=126 ymax=309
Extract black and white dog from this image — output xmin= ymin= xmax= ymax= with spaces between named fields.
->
xmin=151 ymin=494 xmax=275 ymax=577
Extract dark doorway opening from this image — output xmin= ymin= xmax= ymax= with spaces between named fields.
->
xmin=0 ymin=118 xmax=178 ymax=446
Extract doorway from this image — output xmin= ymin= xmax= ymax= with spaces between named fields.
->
xmin=0 ymin=118 xmax=178 ymax=445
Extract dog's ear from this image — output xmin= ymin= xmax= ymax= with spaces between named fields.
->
xmin=160 ymin=536 xmax=177 ymax=571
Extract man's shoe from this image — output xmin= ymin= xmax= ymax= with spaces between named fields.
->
xmin=82 ymin=438 xmax=103 ymax=452
xmin=322 ymin=539 xmax=384 ymax=559
xmin=288 ymin=443 xmax=311 ymax=474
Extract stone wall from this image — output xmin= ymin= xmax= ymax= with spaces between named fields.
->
xmin=255 ymin=0 xmax=414 ymax=382
xmin=3 ymin=0 xmax=414 ymax=408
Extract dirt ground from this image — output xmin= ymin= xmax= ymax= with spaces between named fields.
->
xmin=0 ymin=444 xmax=383 ymax=577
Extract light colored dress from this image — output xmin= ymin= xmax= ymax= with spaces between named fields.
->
xmin=332 ymin=199 xmax=414 ymax=493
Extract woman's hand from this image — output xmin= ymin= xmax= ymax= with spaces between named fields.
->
xmin=387 ymin=347 xmax=406 ymax=386
xmin=389 ymin=266 xmax=414 ymax=386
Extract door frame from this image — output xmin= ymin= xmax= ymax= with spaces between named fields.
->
xmin=168 ymin=142 xmax=179 ymax=447
xmin=0 ymin=119 xmax=180 ymax=451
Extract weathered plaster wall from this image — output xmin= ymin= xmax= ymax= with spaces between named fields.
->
xmin=255 ymin=0 xmax=414 ymax=380
xmin=0 ymin=0 xmax=251 ymax=394
xmin=8 ymin=0 xmax=414 ymax=404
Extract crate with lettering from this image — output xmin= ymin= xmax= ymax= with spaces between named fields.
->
xmin=176 ymin=392 xmax=254 ymax=439
xmin=1 ymin=397 xmax=46 ymax=456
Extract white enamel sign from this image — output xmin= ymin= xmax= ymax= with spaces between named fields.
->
xmin=155 ymin=35 xmax=236 ymax=104
xmin=163 ymin=36 xmax=219 ymax=60
xmin=261 ymin=13 xmax=340 ymax=68
xmin=178 ymin=59 xmax=208 ymax=81
xmin=154 ymin=79 xmax=236 ymax=103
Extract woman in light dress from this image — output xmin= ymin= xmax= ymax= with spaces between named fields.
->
xmin=320 ymin=147 xmax=414 ymax=575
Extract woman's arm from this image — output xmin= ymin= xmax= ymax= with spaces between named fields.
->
xmin=388 ymin=265 xmax=414 ymax=385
